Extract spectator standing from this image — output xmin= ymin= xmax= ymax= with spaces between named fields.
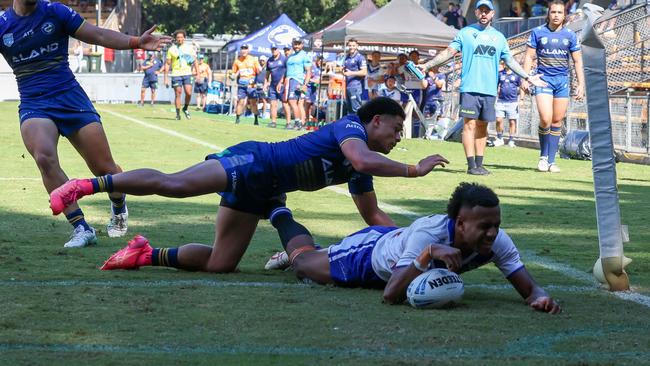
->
xmin=134 ymin=48 xmax=145 ymax=72
xmin=494 ymin=62 xmax=522 ymax=147
xmin=422 ymin=0 xmax=546 ymax=175
xmin=164 ymin=30 xmax=197 ymax=120
xmin=531 ymin=0 xmax=548 ymax=17
xmin=231 ymin=44 xmax=261 ymax=125
xmin=73 ymin=40 xmax=84 ymax=72
xmin=194 ymin=54 xmax=212 ymax=111
xmin=422 ymin=68 xmax=446 ymax=119
xmin=255 ymin=55 xmax=269 ymax=119
xmin=444 ymin=3 xmax=464 ymax=30
xmin=140 ymin=52 xmax=162 ymax=106
xmin=284 ymin=37 xmax=312 ymax=130
xmin=367 ymin=51 xmax=384 ymax=99
xmin=305 ymin=56 xmax=322 ymax=129
xmin=343 ymin=38 xmax=367 ymax=114
xmin=265 ymin=44 xmax=291 ymax=129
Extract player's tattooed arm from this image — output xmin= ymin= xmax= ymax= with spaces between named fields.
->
xmin=420 ymin=47 xmax=458 ymax=71
xmin=75 ymin=24 xmax=171 ymax=51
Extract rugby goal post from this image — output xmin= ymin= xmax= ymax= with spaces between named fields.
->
xmin=581 ymin=4 xmax=631 ymax=291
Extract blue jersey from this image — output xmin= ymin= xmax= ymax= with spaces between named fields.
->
xmin=0 ymin=1 xmax=84 ymax=100
xmin=423 ymin=73 xmax=446 ymax=103
xmin=143 ymin=58 xmax=162 ymax=82
xmin=286 ymin=50 xmax=311 ymax=83
xmin=527 ymin=25 xmax=580 ymax=77
xmin=254 ymin=67 xmax=267 ymax=85
xmin=263 ymin=115 xmax=373 ymax=194
xmin=266 ymin=54 xmax=286 ymax=85
xmin=309 ymin=65 xmax=321 ymax=86
xmin=449 ymin=24 xmax=511 ymax=96
xmin=497 ymin=71 xmax=521 ymax=102
xmin=344 ymin=52 xmax=367 ymax=89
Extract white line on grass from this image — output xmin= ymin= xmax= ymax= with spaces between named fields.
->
xmin=99 ymin=108 xmax=650 ymax=309
xmin=0 ymin=279 xmax=594 ymax=293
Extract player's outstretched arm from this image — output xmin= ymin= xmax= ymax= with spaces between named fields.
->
xmin=508 ymin=267 xmax=561 ymax=314
xmin=351 ymin=192 xmax=395 ymax=227
xmin=420 ymin=47 xmax=458 ymax=71
xmin=503 ymin=54 xmax=548 ymax=88
xmin=74 ymin=24 xmax=172 ymax=51
xmin=341 ymin=139 xmax=448 ymax=177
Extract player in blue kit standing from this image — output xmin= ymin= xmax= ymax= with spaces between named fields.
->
xmin=523 ymin=0 xmax=584 ymax=173
xmin=0 ymin=0 xmax=171 ymax=247
xmin=343 ymin=38 xmax=367 ymax=114
xmin=422 ymin=0 xmax=546 ymax=175
xmin=265 ymin=43 xmax=291 ymax=129
xmin=49 ymin=97 xmax=449 ymax=273
xmin=139 ymin=52 xmax=162 ymax=106
xmin=494 ymin=62 xmax=523 ymax=147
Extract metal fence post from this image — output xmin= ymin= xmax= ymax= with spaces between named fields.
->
xmin=626 ymin=89 xmax=632 ymax=151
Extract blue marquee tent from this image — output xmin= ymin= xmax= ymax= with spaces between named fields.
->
xmin=224 ymin=14 xmax=306 ymax=57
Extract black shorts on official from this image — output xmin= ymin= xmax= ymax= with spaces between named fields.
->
xmin=459 ymin=92 xmax=496 ymax=122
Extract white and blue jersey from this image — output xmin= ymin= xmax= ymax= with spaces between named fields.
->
xmin=497 ymin=70 xmax=521 ymax=102
xmin=206 ymin=115 xmax=374 ymax=217
xmin=449 ymin=24 xmax=511 ymax=96
xmin=0 ymin=0 xmax=84 ymax=100
xmin=328 ymin=214 xmax=524 ymax=287
xmin=527 ymin=25 xmax=580 ymax=77
xmin=378 ymin=87 xmax=403 ymax=103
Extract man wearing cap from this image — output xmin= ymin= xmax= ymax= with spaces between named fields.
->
xmin=284 ymin=37 xmax=311 ymax=130
xmin=265 ymin=44 xmax=292 ymax=128
xmin=139 ymin=52 xmax=162 ymax=106
xmin=194 ymin=54 xmax=212 ymax=111
xmin=421 ymin=0 xmax=546 ymax=175
xmin=255 ymin=55 xmax=269 ymax=119
xmin=343 ymin=38 xmax=367 ymax=114
xmin=164 ymin=29 xmax=197 ymax=120
xmin=231 ymin=44 xmax=261 ymax=125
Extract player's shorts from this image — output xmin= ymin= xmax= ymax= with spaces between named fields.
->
xmin=268 ymin=83 xmax=285 ymax=101
xmin=142 ymin=79 xmax=158 ymax=89
xmin=422 ymin=99 xmax=442 ymax=117
xmin=287 ymin=78 xmax=306 ymax=100
xmin=533 ymin=75 xmax=569 ymax=98
xmin=459 ymin=92 xmax=496 ymax=122
xmin=194 ymin=78 xmax=209 ymax=94
xmin=171 ymin=75 xmax=192 ymax=88
xmin=495 ymin=100 xmax=519 ymax=120
xmin=237 ymin=85 xmax=258 ymax=99
xmin=328 ymin=226 xmax=398 ymax=289
xmin=205 ymin=141 xmax=286 ymax=218
xmin=19 ymin=85 xmax=101 ymax=137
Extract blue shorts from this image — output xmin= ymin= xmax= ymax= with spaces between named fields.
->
xmin=268 ymin=83 xmax=285 ymax=101
xmin=459 ymin=92 xmax=496 ymax=122
xmin=287 ymin=79 xmax=307 ymax=100
xmin=142 ymin=79 xmax=158 ymax=89
xmin=237 ymin=85 xmax=257 ymax=99
xmin=308 ymin=84 xmax=319 ymax=104
xmin=171 ymin=75 xmax=192 ymax=88
xmin=328 ymin=226 xmax=398 ymax=289
xmin=205 ymin=141 xmax=286 ymax=218
xmin=423 ymin=100 xmax=442 ymax=117
xmin=194 ymin=78 xmax=209 ymax=94
xmin=19 ymin=86 xmax=101 ymax=137
xmin=534 ymin=75 xmax=569 ymax=98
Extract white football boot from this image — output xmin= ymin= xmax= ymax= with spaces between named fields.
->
xmin=537 ymin=156 xmax=550 ymax=172
xmin=107 ymin=206 xmax=129 ymax=238
xmin=493 ymin=137 xmax=505 ymax=147
xmin=264 ymin=251 xmax=290 ymax=270
xmin=64 ymin=226 xmax=98 ymax=248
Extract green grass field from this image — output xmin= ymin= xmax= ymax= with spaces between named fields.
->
xmin=1 ymin=102 xmax=649 ymax=365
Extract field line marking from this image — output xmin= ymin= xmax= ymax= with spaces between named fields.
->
xmin=0 ymin=279 xmax=594 ymax=293
xmin=99 ymin=108 xmax=650 ymax=309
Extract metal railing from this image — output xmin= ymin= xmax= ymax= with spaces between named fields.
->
xmin=492 ymin=16 xmax=546 ymax=38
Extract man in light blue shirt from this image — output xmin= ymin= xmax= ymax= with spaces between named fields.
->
xmin=422 ymin=0 xmax=546 ymax=175
xmin=284 ymin=37 xmax=312 ymax=130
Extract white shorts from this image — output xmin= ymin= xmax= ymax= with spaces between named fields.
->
xmin=495 ymin=101 xmax=519 ymax=120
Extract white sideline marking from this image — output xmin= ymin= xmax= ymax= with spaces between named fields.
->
xmin=98 ymin=108 xmax=650 ymax=309
xmin=0 ymin=279 xmax=593 ymax=293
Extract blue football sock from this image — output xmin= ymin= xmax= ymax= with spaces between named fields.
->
xmin=151 ymin=248 xmax=179 ymax=267
xmin=65 ymin=208 xmax=91 ymax=231
xmin=548 ymin=126 xmax=562 ymax=164
xmin=110 ymin=194 xmax=127 ymax=215
xmin=538 ymin=126 xmax=550 ymax=157
xmin=497 ymin=133 xmax=503 ymax=139
xmin=91 ymin=175 xmax=114 ymax=193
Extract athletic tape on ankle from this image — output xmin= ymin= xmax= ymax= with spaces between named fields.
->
xmin=289 ymin=246 xmax=316 ymax=264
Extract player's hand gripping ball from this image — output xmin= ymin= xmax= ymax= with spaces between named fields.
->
xmin=407 ymin=268 xmax=464 ymax=309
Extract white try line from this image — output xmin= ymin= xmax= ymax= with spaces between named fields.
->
xmin=99 ymin=108 xmax=650 ymax=309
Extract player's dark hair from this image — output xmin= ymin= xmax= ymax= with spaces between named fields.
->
xmin=357 ymin=97 xmax=406 ymax=124
xmin=546 ymin=0 xmax=567 ymax=26
xmin=446 ymin=183 xmax=499 ymax=219
xmin=173 ymin=29 xmax=187 ymax=37
xmin=348 ymin=38 xmax=358 ymax=44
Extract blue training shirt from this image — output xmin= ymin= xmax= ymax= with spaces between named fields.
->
xmin=0 ymin=0 xmax=84 ymax=100
xmin=266 ymin=54 xmax=286 ymax=85
xmin=449 ymin=24 xmax=511 ymax=96
xmin=285 ymin=50 xmax=311 ymax=84
xmin=527 ymin=24 xmax=580 ymax=77
xmin=497 ymin=70 xmax=521 ymax=102
xmin=143 ymin=58 xmax=162 ymax=82
xmin=260 ymin=114 xmax=373 ymax=194
xmin=344 ymin=52 xmax=367 ymax=89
